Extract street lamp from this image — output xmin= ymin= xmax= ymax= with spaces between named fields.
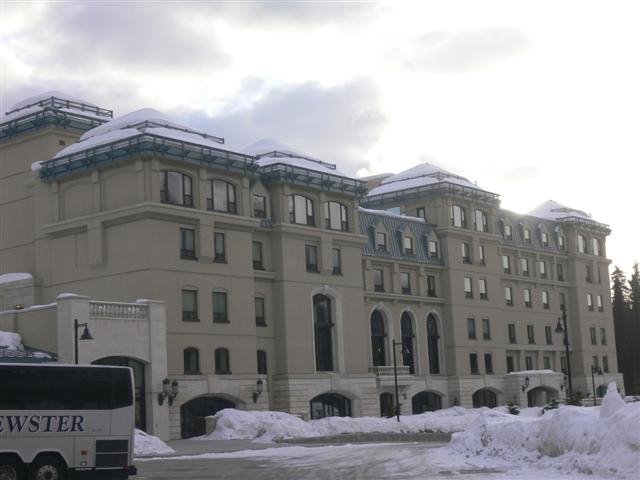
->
xmin=392 ymin=339 xmax=410 ymax=422
xmin=74 ymin=318 xmax=93 ymax=364
xmin=555 ymin=306 xmax=573 ymax=403
xmin=252 ymin=379 xmax=264 ymax=403
xmin=521 ymin=376 xmax=530 ymax=392
xmin=591 ymin=365 xmax=603 ymax=406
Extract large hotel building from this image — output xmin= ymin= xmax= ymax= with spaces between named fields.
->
xmin=0 ymin=92 xmax=621 ymax=439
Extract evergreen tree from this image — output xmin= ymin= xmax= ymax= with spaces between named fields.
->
xmin=611 ymin=267 xmax=631 ymax=393
xmin=628 ymin=262 xmax=640 ymax=394
xmin=630 ymin=262 xmax=640 ymax=315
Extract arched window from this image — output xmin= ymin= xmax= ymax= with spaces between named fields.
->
xmin=257 ymin=350 xmax=267 ymax=375
xmin=215 ymin=348 xmax=231 ymax=374
xmin=401 ymin=312 xmax=415 ymax=374
xmin=208 ymin=179 xmax=237 ymax=213
xmin=324 ymin=201 xmax=349 ymax=231
xmin=313 ymin=294 xmax=334 ymax=371
xmin=473 ymin=388 xmax=497 ymax=408
xmin=412 ymin=391 xmax=442 ymax=413
xmin=161 ymin=170 xmax=193 ymax=206
xmin=474 ymin=209 xmax=488 ymax=232
xmin=289 ymin=195 xmax=315 ymax=225
xmin=449 ymin=205 xmax=466 ymax=228
xmin=183 ymin=347 xmax=200 ymax=374
xmin=427 ymin=314 xmax=440 ymax=374
xmin=310 ymin=393 xmax=351 ymax=419
xmin=370 ymin=310 xmax=387 ymax=367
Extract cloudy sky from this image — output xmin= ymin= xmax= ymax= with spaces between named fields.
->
xmin=2 ymin=0 xmax=638 ymax=271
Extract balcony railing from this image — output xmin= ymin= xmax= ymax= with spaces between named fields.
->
xmin=89 ymin=301 xmax=148 ymax=320
xmin=368 ymin=365 xmax=411 ymax=376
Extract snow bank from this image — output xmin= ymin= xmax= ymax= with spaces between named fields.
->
xmin=0 ymin=272 xmax=33 ymax=284
xmin=450 ymin=386 xmax=640 ymax=478
xmin=204 ymin=407 xmax=511 ymax=443
xmin=600 ymin=382 xmax=625 ymax=418
xmin=134 ymin=429 xmax=175 ymax=456
xmin=0 ymin=331 xmax=22 ymax=350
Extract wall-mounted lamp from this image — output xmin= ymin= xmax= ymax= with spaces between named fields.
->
xmin=13 ymin=304 xmax=24 ymax=310
xmin=521 ymin=376 xmax=530 ymax=392
xmin=158 ymin=378 xmax=179 ymax=406
xmin=252 ymin=379 xmax=264 ymax=403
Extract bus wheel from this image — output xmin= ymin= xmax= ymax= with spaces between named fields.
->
xmin=0 ymin=455 xmax=26 ymax=480
xmin=28 ymin=456 xmax=66 ymax=480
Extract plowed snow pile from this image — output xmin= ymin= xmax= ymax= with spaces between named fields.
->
xmin=450 ymin=383 xmax=640 ymax=478
xmin=134 ymin=429 xmax=175 ymax=456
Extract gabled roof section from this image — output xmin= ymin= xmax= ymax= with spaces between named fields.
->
xmin=37 ymin=109 xmax=255 ymax=182
xmin=1 ymin=91 xmax=113 ymax=141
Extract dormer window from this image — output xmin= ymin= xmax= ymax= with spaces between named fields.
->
xmin=289 ymin=195 xmax=315 ymax=226
xmin=592 ymin=238 xmax=601 ymax=256
xmin=450 ymin=205 xmax=466 ymax=228
xmin=161 ymin=170 xmax=193 ymax=207
xmin=504 ymin=225 xmax=513 ymax=240
xmin=558 ymin=235 xmax=566 ymax=250
xmin=577 ymin=235 xmax=586 ymax=253
xmin=207 ymin=179 xmax=237 ymax=214
xmin=376 ymin=232 xmax=387 ymax=251
xmin=474 ymin=209 xmax=488 ymax=232
xmin=541 ymin=232 xmax=549 ymax=247
xmin=325 ymin=202 xmax=349 ymax=231
xmin=427 ymin=240 xmax=439 ymax=258
xmin=416 ymin=207 xmax=426 ymax=219
xmin=524 ymin=228 xmax=531 ymax=244
xmin=403 ymin=236 xmax=414 ymax=255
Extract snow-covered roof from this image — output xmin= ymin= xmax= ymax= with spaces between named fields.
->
xmin=53 ymin=108 xmax=226 ymax=159
xmin=0 ymin=272 xmax=33 ymax=285
xmin=358 ymin=207 xmax=426 ymax=224
xmin=367 ymin=163 xmax=480 ymax=197
xmin=527 ymin=200 xmax=592 ymax=221
xmin=243 ymin=138 xmax=347 ymax=177
xmin=2 ymin=91 xmax=111 ymax=123
xmin=9 ymin=91 xmax=98 ymax=112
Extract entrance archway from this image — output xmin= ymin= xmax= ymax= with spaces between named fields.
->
xmin=472 ymin=388 xmax=497 ymax=408
xmin=180 ymin=395 xmax=235 ymax=439
xmin=380 ymin=392 xmax=394 ymax=418
xmin=93 ymin=356 xmax=146 ymax=431
xmin=412 ymin=391 xmax=442 ymax=413
xmin=527 ymin=386 xmax=559 ymax=407
xmin=310 ymin=393 xmax=352 ymax=420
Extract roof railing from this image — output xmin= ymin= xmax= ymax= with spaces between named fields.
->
xmin=256 ymin=150 xmax=337 ymax=170
xmin=5 ymin=96 xmax=113 ymax=118
xmin=364 ymin=181 xmax=499 ymax=207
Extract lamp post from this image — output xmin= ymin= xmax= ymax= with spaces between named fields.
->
xmin=74 ymin=318 xmax=93 ymax=364
xmin=555 ymin=306 xmax=573 ymax=403
xmin=392 ymin=339 xmax=410 ymax=422
xmin=591 ymin=365 xmax=603 ymax=406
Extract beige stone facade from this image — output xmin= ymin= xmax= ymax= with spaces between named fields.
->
xmin=0 ymin=93 xmax=622 ymax=439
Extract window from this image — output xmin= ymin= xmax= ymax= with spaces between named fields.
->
xmin=524 ymin=228 xmax=531 ymax=244
xmin=255 ymin=297 xmax=266 ymax=326
xmin=597 ymin=267 xmax=602 ymax=284
xmin=183 ymin=348 xmax=200 ymax=374
xmin=289 ymin=195 xmax=315 ymax=226
xmin=214 ymin=232 xmax=226 ymax=262
xmin=464 ymin=276 xmax=473 ymax=298
xmin=427 ymin=314 xmax=441 ymax=374
xmin=401 ymin=272 xmax=411 ymax=295
xmin=592 ymin=355 xmax=599 ymax=369
xmin=474 ymin=209 xmax=488 ymax=232
xmin=587 ymin=293 xmax=593 ymax=311
xmin=403 ymin=236 xmax=414 ymax=255
xmin=313 ymin=294 xmax=334 ymax=371
xmin=603 ymin=356 xmax=609 ymax=373
xmin=597 ymin=295 xmax=604 ymax=312
xmin=557 ymin=263 xmax=564 ymax=281
xmin=506 ymin=355 xmax=515 ymax=373
xmin=505 ymin=286 xmax=513 ymax=306
xmin=543 ymin=356 xmax=551 ymax=370
xmin=427 ymin=240 xmax=439 ymax=258
xmin=214 ymin=348 xmax=231 ymax=374
xmin=370 ymin=310 xmax=387 ymax=367
xmin=325 ymin=201 xmax=349 ymax=231
xmin=479 ymin=279 xmax=488 ymax=300
xmin=577 ymin=235 xmax=586 ymax=253
xmin=559 ymin=292 xmax=566 ymax=310
xmin=504 ymin=224 xmax=513 ymax=240
xmin=180 ymin=228 xmax=196 ymax=260
xmin=469 ymin=353 xmax=479 ymax=374
xmin=467 ymin=318 xmax=477 ymax=340
xmin=590 ymin=327 xmax=597 ymax=345
xmin=478 ymin=245 xmax=485 ymax=265
xmin=585 ymin=265 xmax=592 ymax=283
xmin=161 ymin=170 xmax=193 ymax=206
xmin=212 ymin=292 xmax=228 ymax=323
xmin=208 ymin=179 xmax=237 ymax=213
xmin=427 ymin=275 xmax=437 ymax=297
xmin=542 ymin=290 xmax=550 ymax=309
xmin=521 ymin=258 xmax=529 ymax=276
xmin=401 ymin=313 xmax=415 ymax=374
xmin=376 ymin=232 xmax=387 ymax=251
xmin=502 ymin=255 xmax=511 ymax=274
xmin=539 ymin=261 xmax=547 ymax=279
xmin=525 ymin=356 xmax=533 ymax=370
xmin=508 ymin=323 xmax=516 ymax=343
xmin=558 ymin=235 xmax=566 ymax=250
xmin=561 ymin=356 xmax=567 ymax=374
xmin=305 ymin=245 xmax=318 ymax=272
xmin=253 ymin=195 xmax=267 ymax=218
xmin=592 ymin=238 xmax=601 ymax=256
xmin=527 ymin=325 xmax=535 ymax=344
xmin=524 ymin=288 xmax=532 ymax=308
xmin=482 ymin=318 xmax=491 ymax=340
xmin=416 ymin=207 xmax=426 ymax=219
xmin=541 ymin=232 xmax=549 ymax=247
xmin=450 ymin=205 xmax=466 ymax=228
xmin=373 ymin=269 xmax=384 ymax=292
xmin=181 ymin=289 xmax=198 ymax=321
xmin=332 ymin=248 xmax=341 ymax=275
xmin=545 ymin=325 xmax=552 ymax=344
xmin=257 ymin=350 xmax=267 ymax=375
xmin=252 ymin=241 xmax=264 ymax=270
xmin=461 ymin=242 xmax=471 ymax=263
xmin=484 ymin=353 xmax=494 ymax=374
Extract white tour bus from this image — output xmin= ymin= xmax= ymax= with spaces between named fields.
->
xmin=0 ymin=363 xmax=137 ymax=480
